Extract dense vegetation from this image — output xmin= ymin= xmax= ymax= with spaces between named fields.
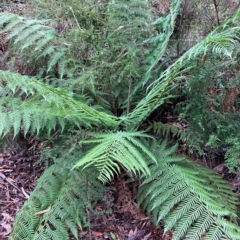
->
xmin=1 ymin=0 xmax=240 ymax=239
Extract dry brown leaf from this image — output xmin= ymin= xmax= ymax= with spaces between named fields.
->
xmin=0 ymin=223 xmax=12 ymax=236
xmin=91 ymin=230 xmax=103 ymax=237
xmin=143 ymin=232 xmax=151 ymax=240
xmin=33 ymin=206 xmax=51 ymax=216
xmin=21 ymin=187 xmax=30 ymax=199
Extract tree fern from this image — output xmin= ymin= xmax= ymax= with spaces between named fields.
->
xmin=0 ymin=70 xmax=118 ymax=137
xmin=138 ymin=141 xmax=240 ymax=240
xmin=126 ymin=9 xmax=240 ymax=129
xmin=9 ymin=161 xmax=105 ymax=240
xmin=1 ymin=1 xmax=240 ymax=239
xmin=73 ymin=131 xmax=156 ymax=183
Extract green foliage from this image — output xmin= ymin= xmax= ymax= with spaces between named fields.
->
xmin=225 ymin=136 xmax=240 ymax=172
xmin=126 ymin=8 xmax=240 ymax=129
xmin=9 ymin=160 xmax=105 ymax=240
xmin=0 ymin=12 xmax=70 ymax=76
xmin=139 ymin=0 xmax=181 ymax=88
xmin=73 ymin=131 xmax=156 ymax=183
xmin=138 ymin=140 xmax=240 ymax=240
xmin=0 ymin=0 xmax=240 ymax=239
xmin=0 ymin=13 xmax=54 ymax=51
xmin=174 ymin=39 xmax=240 ymax=168
xmin=148 ymin=121 xmax=189 ymax=141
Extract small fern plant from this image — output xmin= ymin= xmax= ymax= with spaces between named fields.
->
xmin=138 ymin=140 xmax=240 ymax=240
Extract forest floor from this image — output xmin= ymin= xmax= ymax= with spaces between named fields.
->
xmin=1 ymin=140 xmax=240 ymax=240
xmin=0 ymin=141 xmax=172 ymax=240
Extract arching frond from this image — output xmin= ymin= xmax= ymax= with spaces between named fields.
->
xmin=138 ymin=141 xmax=240 ymax=240
xmin=0 ymin=70 xmax=118 ymax=137
xmin=0 ymin=12 xmax=72 ymax=75
xmin=133 ymin=0 xmax=181 ymax=93
xmin=126 ymin=9 xmax=240 ymax=129
xmin=73 ymin=131 xmax=156 ymax=183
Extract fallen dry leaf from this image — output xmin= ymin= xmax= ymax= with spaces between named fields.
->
xmin=143 ymin=232 xmax=151 ymax=240
xmin=0 ymin=222 xmax=11 ymax=236
xmin=91 ymin=230 xmax=103 ymax=237
xmin=33 ymin=206 xmax=51 ymax=216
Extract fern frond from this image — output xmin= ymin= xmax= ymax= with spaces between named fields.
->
xmin=148 ymin=121 xmax=189 ymax=139
xmin=73 ymin=131 xmax=156 ymax=183
xmin=9 ymin=163 xmax=105 ymax=240
xmin=138 ymin=0 xmax=181 ymax=88
xmin=126 ymin=9 xmax=240 ymax=129
xmin=47 ymin=47 xmax=68 ymax=72
xmin=0 ymin=12 xmax=71 ymax=74
xmin=0 ymin=70 xmax=118 ymax=137
xmin=138 ymin=141 xmax=240 ymax=240
xmin=0 ymin=13 xmax=55 ymax=52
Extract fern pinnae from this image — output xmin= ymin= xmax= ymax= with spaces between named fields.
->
xmin=73 ymin=131 xmax=154 ymax=182
xmin=0 ymin=13 xmax=18 ymax=26
xmin=21 ymin=30 xmax=52 ymax=51
xmin=164 ymin=195 xmax=198 ymax=230
xmin=34 ymin=32 xmax=54 ymax=51
xmin=14 ymin=24 xmax=48 ymax=45
xmin=185 ymin=214 xmax=214 ymax=240
xmin=47 ymin=47 xmax=67 ymax=72
xmin=0 ymin=16 xmax=22 ymax=34
xmin=138 ymin=140 xmax=240 ymax=239
xmin=10 ymin=160 xmax=105 ymax=240
xmin=6 ymin=22 xmax=31 ymax=41
xmin=115 ymin=140 xmax=147 ymax=174
xmin=173 ymin=204 xmax=206 ymax=240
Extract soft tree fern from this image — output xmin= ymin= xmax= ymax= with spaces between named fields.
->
xmin=1 ymin=0 xmax=240 ymax=239
xmin=9 ymin=156 xmax=105 ymax=240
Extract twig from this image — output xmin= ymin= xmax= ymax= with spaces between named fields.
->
xmin=0 ymin=172 xmax=20 ymax=191
xmin=212 ymin=0 xmax=220 ymax=25
xmin=127 ymin=78 xmax=132 ymax=115
xmin=69 ymin=5 xmax=83 ymax=32
xmin=85 ymin=173 xmax=92 ymax=240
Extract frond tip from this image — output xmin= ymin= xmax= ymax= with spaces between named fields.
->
xmin=137 ymin=141 xmax=240 ymax=240
xmin=73 ymin=131 xmax=156 ymax=183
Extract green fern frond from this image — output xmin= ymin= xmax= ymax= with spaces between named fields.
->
xmin=0 ymin=12 xmax=71 ymax=74
xmin=126 ymin=9 xmax=240 ymax=129
xmin=0 ymin=70 xmax=118 ymax=137
xmin=0 ymin=13 xmax=55 ymax=52
xmin=138 ymin=141 xmax=240 ymax=240
xmin=149 ymin=121 xmax=186 ymax=138
xmin=9 ymin=163 xmax=105 ymax=240
xmin=141 ymin=0 xmax=181 ymax=85
xmin=73 ymin=131 xmax=156 ymax=183
xmin=47 ymin=47 xmax=68 ymax=72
